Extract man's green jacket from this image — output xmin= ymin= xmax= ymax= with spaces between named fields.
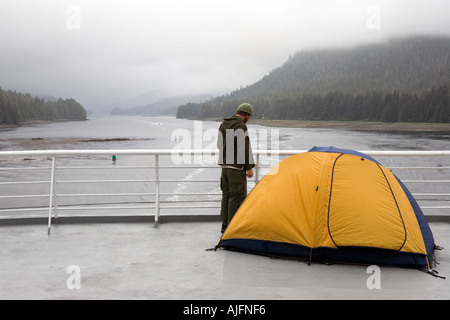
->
xmin=217 ymin=115 xmax=255 ymax=171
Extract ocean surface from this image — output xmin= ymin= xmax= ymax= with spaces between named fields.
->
xmin=0 ymin=115 xmax=449 ymax=218
xmin=1 ymin=115 xmax=450 ymax=151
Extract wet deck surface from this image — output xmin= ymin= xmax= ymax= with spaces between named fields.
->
xmin=0 ymin=220 xmax=449 ymax=300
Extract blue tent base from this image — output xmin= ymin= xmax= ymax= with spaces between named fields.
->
xmin=220 ymin=238 xmax=430 ymax=269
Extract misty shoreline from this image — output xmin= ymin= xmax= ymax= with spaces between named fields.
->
xmin=0 ymin=119 xmax=88 ymax=130
xmin=249 ymin=119 xmax=450 ymax=131
xmin=188 ymin=117 xmax=450 ymax=132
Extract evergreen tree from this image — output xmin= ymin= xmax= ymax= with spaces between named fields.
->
xmin=0 ymin=88 xmax=87 ymax=124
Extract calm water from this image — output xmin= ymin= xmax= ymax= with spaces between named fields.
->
xmin=0 ymin=115 xmax=449 ymax=217
xmin=1 ymin=115 xmax=450 ymax=151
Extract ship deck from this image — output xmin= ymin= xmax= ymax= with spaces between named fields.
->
xmin=0 ymin=215 xmax=449 ymax=300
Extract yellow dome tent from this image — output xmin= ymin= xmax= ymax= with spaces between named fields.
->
xmin=218 ymin=147 xmax=435 ymax=268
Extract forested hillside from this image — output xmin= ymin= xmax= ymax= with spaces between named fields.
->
xmin=177 ymin=37 xmax=449 ymax=123
xmin=0 ymin=88 xmax=87 ymax=124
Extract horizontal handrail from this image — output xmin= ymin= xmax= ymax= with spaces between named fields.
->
xmin=0 ymin=149 xmax=449 ymax=234
xmin=1 ymin=149 xmax=450 ymax=157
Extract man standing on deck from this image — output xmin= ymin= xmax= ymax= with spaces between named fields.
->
xmin=217 ymin=103 xmax=255 ymax=233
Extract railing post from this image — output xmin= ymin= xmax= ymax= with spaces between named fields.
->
xmin=53 ymin=159 xmax=59 ymax=224
xmin=255 ymin=153 xmax=260 ymax=184
xmin=154 ymin=154 xmax=160 ymax=227
xmin=47 ymin=155 xmax=56 ymax=235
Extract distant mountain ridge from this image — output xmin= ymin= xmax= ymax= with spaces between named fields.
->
xmin=111 ymin=94 xmax=211 ymax=116
xmin=177 ymin=36 xmax=449 ymax=123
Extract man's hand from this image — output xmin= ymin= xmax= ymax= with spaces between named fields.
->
xmin=246 ymin=169 xmax=254 ymax=178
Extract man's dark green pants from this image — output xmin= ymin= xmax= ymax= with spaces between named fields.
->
xmin=220 ymin=167 xmax=247 ymax=226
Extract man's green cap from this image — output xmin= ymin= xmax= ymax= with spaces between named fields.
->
xmin=236 ymin=103 xmax=254 ymax=116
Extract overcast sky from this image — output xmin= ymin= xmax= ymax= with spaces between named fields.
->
xmin=0 ymin=0 xmax=449 ymax=111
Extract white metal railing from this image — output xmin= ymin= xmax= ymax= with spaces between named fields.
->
xmin=0 ymin=149 xmax=449 ymax=235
